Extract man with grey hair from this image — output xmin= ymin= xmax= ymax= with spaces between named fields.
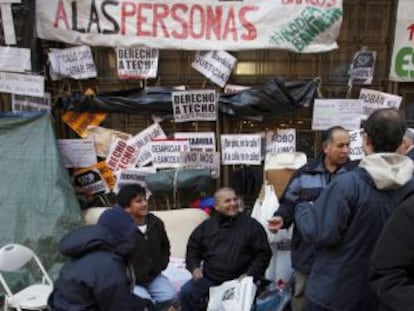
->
xmin=397 ymin=128 xmax=414 ymax=160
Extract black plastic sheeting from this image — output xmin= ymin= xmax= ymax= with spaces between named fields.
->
xmin=57 ymin=78 xmax=318 ymax=118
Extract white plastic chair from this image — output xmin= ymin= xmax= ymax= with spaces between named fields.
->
xmin=0 ymin=244 xmax=53 ymax=311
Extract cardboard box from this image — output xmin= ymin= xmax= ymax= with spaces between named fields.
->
xmin=265 ymin=169 xmax=295 ymax=198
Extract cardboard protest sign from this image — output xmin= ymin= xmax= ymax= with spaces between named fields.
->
xmin=0 ymin=46 xmax=31 ymax=72
xmin=0 ymin=72 xmax=44 ymax=97
xmin=266 ymin=129 xmax=296 ymax=154
xmin=57 ymin=139 xmax=97 ymax=168
xmin=62 ymin=112 xmax=107 ymax=138
xmin=192 ymin=51 xmax=236 ymax=87
xmin=116 ymin=47 xmax=159 ymax=79
xmin=221 ymin=134 xmax=261 ymax=165
xmin=151 ymin=139 xmax=190 ymax=169
xmin=390 ymin=0 xmax=414 ymax=81
xmin=348 ymin=129 xmax=364 ymax=161
xmin=36 ymin=0 xmax=343 ymax=53
xmin=172 ymin=90 xmax=217 ymax=122
xmin=128 ymin=123 xmax=167 ymax=167
xmin=12 ymin=92 xmax=51 ymax=113
xmin=106 ymin=138 xmax=138 ymax=172
xmin=348 ymin=50 xmax=376 ymax=85
xmin=174 ymin=132 xmax=216 ymax=152
xmin=312 ymin=99 xmax=362 ymax=130
xmin=359 ymin=89 xmax=402 ymax=120
xmin=48 ymin=45 xmax=97 ymax=80
xmin=86 ymin=126 xmax=132 ymax=158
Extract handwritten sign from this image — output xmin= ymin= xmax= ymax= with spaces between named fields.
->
xmin=116 ymin=47 xmax=159 ymax=79
xmin=221 ymin=134 xmax=261 ymax=165
xmin=266 ymin=129 xmax=296 ymax=154
xmin=57 ymin=139 xmax=97 ymax=168
xmin=174 ymin=132 xmax=216 ymax=152
xmin=106 ymin=138 xmax=138 ymax=172
xmin=359 ymin=89 xmax=402 ymax=120
xmin=151 ymin=139 xmax=190 ymax=169
xmin=348 ymin=129 xmax=364 ymax=161
xmin=0 ymin=47 xmax=31 ymax=72
xmin=312 ymin=99 xmax=363 ymax=130
xmin=0 ymin=72 xmax=44 ymax=97
xmin=180 ymin=151 xmax=220 ymax=169
xmin=172 ymin=90 xmax=217 ymax=122
xmin=192 ymin=51 xmax=236 ymax=87
xmin=49 ymin=45 xmax=97 ymax=80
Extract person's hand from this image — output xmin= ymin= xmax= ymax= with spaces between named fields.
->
xmin=238 ymin=273 xmax=248 ymax=282
xmin=192 ymin=267 xmax=203 ymax=280
xmin=268 ymin=216 xmax=284 ymax=233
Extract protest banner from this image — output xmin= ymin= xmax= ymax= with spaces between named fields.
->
xmin=348 ymin=129 xmax=364 ymax=161
xmin=151 ymin=139 xmax=190 ymax=169
xmin=128 ymin=123 xmax=167 ymax=167
xmin=86 ymin=125 xmax=132 ymax=158
xmin=12 ymin=92 xmax=51 ymax=113
xmin=0 ymin=1 xmax=20 ymax=45
xmin=266 ymin=129 xmax=296 ymax=154
xmin=221 ymin=134 xmax=261 ymax=165
xmin=73 ymin=167 xmax=109 ymax=195
xmin=180 ymin=151 xmax=220 ymax=169
xmin=48 ymin=45 xmax=97 ymax=80
xmin=359 ymin=89 xmax=402 ymax=120
xmin=390 ymin=0 xmax=414 ymax=81
xmin=106 ymin=138 xmax=138 ymax=172
xmin=175 ymin=132 xmax=216 ymax=152
xmin=36 ymin=0 xmax=343 ymax=53
xmin=0 ymin=72 xmax=44 ymax=97
xmin=192 ymin=51 xmax=236 ymax=87
xmin=62 ymin=111 xmax=107 ymax=138
xmin=224 ymin=84 xmax=251 ymax=94
xmin=172 ymin=90 xmax=217 ymax=122
xmin=116 ymin=47 xmax=159 ymax=79
xmin=57 ymin=139 xmax=97 ymax=168
xmin=348 ymin=50 xmax=376 ymax=85
xmin=114 ymin=167 xmax=156 ymax=193
xmin=0 ymin=46 xmax=31 ymax=72
xmin=312 ymin=99 xmax=362 ymax=130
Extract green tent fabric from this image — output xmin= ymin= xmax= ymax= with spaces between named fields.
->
xmin=0 ymin=113 xmax=82 ymax=284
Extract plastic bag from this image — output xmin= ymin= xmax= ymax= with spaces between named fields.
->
xmin=255 ymin=284 xmax=292 ymax=311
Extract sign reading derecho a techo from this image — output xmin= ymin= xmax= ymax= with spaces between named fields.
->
xmin=172 ymin=90 xmax=217 ymax=122
xmin=221 ymin=134 xmax=261 ymax=165
xmin=36 ymin=0 xmax=343 ymax=53
xmin=116 ymin=47 xmax=159 ymax=79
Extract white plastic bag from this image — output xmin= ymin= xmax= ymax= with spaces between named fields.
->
xmin=207 ymin=276 xmax=257 ymax=311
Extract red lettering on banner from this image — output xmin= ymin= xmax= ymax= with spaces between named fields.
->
xmin=189 ymin=5 xmax=205 ymax=39
xmin=206 ymin=6 xmax=223 ymax=40
xmin=281 ymin=0 xmax=337 ymax=7
xmin=137 ymin=3 xmax=152 ymax=36
xmin=239 ymin=6 xmax=258 ymax=40
xmin=153 ymin=4 xmax=170 ymax=38
xmin=53 ymin=0 xmax=69 ymax=29
xmin=171 ymin=3 xmax=189 ymax=39
xmin=120 ymin=2 xmax=136 ymax=35
xmin=223 ymin=7 xmax=237 ymax=41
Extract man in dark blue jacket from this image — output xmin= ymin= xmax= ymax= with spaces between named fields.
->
xmin=295 ymin=108 xmax=414 ymax=311
xmin=268 ymin=126 xmax=355 ymax=311
xmin=48 ymin=207 xmax=154 ymax=311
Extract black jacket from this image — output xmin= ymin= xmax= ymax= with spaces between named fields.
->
xmin=48 ymin=225 xmax=153 ymax=311
xmin=131 ymin=213 xmax=170 ymax=284
xmin=369 ymin=193 xmax=414 ymax=311
xmin=186 ymin=212 xmax=272 ymax=284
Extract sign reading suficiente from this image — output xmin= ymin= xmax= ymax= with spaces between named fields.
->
xmin=172 ymin=90 xmax=217 ymax=122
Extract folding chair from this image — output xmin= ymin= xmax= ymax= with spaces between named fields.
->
xmin=0 ymin=244 xmax=53 ymax=311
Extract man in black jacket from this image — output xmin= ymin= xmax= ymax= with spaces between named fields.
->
xmin=179 ymin=187 xmax=272 ymax=311
xmin=48 ymin=207 xmax=154 ymax=311
xmin=118 ymin=184 xmax=176 ymax=307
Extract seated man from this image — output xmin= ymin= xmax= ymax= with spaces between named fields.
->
xmin=48 ymin=207 xmax=154 ymax=311
xmin=180 ymin=187 xmax=272 ymax=311
xmin=118 ymin=184 xmax=177 ymax=307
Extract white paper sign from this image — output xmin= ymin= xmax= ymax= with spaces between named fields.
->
xmin=12 ymin=92 xmax=51 ymax=113
xmin=128 ymin=123 xmax=167 ymax=167
xmin=348 ymin=129 xmax=364 ymax=161
xmin=175 ymin=132 xmax=216 ymax=152
xmin=224 ymin=84 xmax=251 ymax=94
xmin=192 ymin=51 xmax=236 ymax=87
xmin=359 ymin=89 xmax=402 ymax=120
xmin=266 ymin=129 xmax=296 ymax=154
xmin=151 ymin=139 xmax=190 ymax=169
xmin=58 ymin=139 xmax=97 ymax=168
xmin=221 ymin=134 xmax=261 ymax=165
xmin=0 ymin=47 xmax=31 ymax=72
xmin=48 ymin=45 xmax=97 ymax=80
xmin=0 ymin=72 xmax=44 ymax=97
xmin=106 ymin=138 xmax=138 ymax=172
xmin=116 ymin=47 xmax=159 ymax=79
xmin=114 ymin=167 xmax=156 ymax=193
xmin=180 ymin=151 xmax=220 ymax=170
xmin=390 ymin=0 xmax=414 ymax=81
xmin=312 ymin=99 xmax=363 ymax=130
xmin=0 ymin=2 xmax=20 ymax=45
xmin=172 ymin=90 xmax=217 ymax=122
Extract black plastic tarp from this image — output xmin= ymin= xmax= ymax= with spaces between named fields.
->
xmin=57 ymin=78 xmax=318 ymax=118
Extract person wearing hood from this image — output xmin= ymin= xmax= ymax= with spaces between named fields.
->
xmin=294 ymin=108 xmax=414 ymax=311
xmin=48 ymin=207 xmax=154 ymax=311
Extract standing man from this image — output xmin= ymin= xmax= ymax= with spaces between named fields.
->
xmin=268 ymin=126 xmax=355 ymax=311
xmin=295 ymin=108 xmax=414 ymax=311
xmin=397 ymin=128 xmax=414 ymax=160
xmin=180 ymin=187 xmax=272 ymax=311
xmin=118 ymin=184 xmax=177 ymax=308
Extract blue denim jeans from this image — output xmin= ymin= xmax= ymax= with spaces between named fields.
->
xmin=179 ymin=277 xmax=215 ymax=311
xmin=133 ymin=273 xmax=177 ymax=304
